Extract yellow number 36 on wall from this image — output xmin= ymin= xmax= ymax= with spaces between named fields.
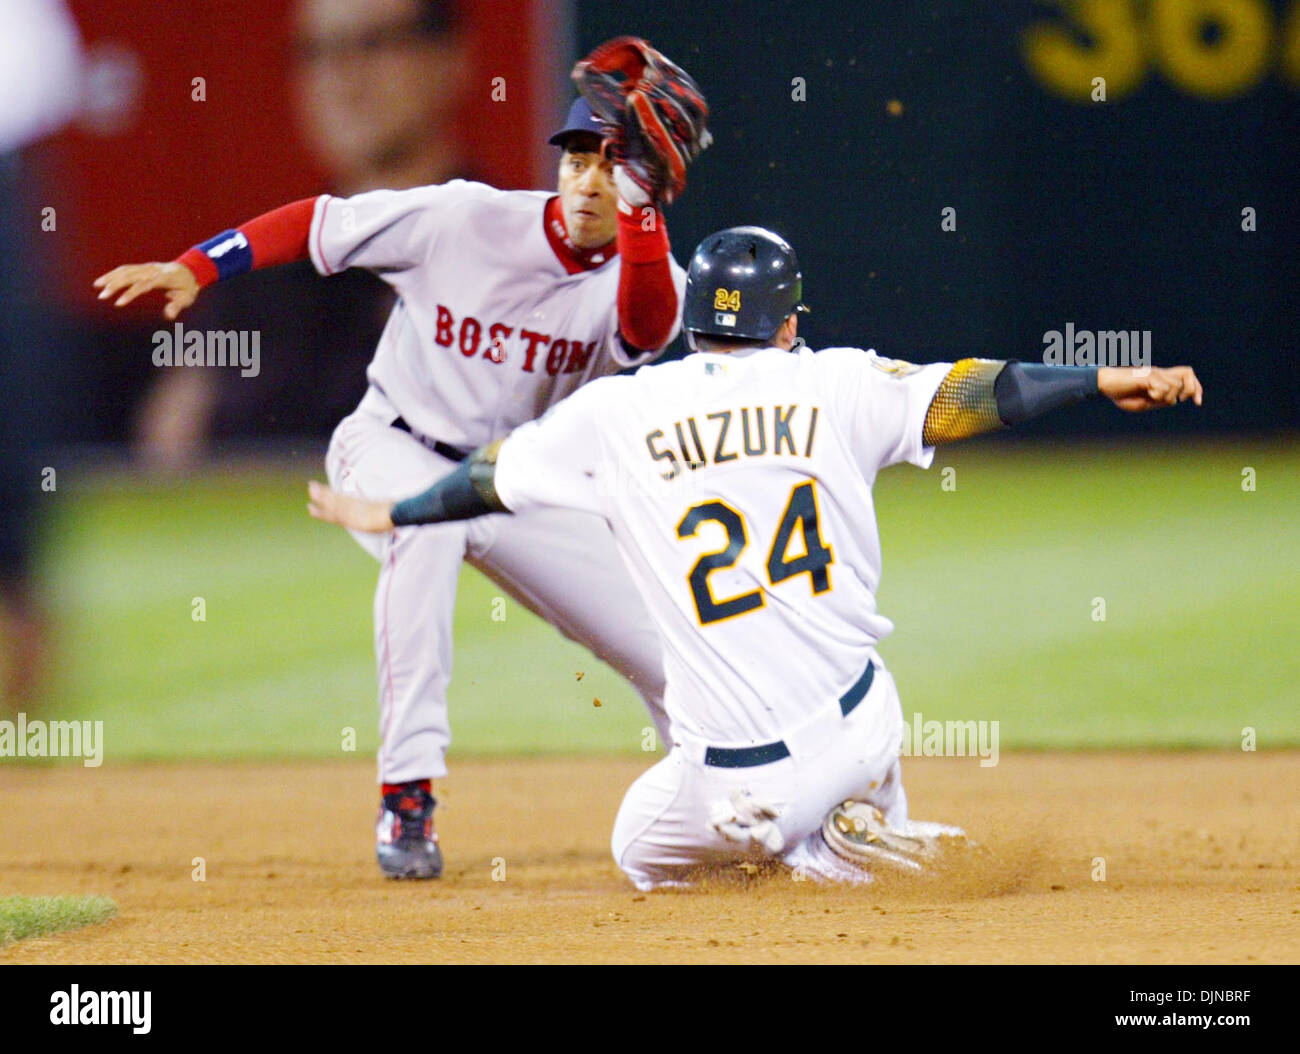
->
xmin=713 ymin=288 xmax=742 ymax=312
xmin=1023 ymin=0 xmax=1300 ymax=102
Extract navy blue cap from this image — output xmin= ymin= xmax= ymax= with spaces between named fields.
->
xmin=548 ymin=96 xmax=608 ymax=148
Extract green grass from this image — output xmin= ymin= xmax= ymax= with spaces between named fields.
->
xmin=0 ymin=896 xmax=118 ymax=947
xmin=872 ymin=438 xmax=1299 ymax=748
xmin=41 ymin=462 xmax=653 ymax=760
xmin=31 ymin=438 xmax=1300 ymax=759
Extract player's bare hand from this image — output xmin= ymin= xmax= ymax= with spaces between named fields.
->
xmin=93 ymin=261 xmax=199 ymax=320
xmin=1098 ymin=366 xmax=1203 ymax=412
xmin=307 ymin=481 xmax=395 ymax=533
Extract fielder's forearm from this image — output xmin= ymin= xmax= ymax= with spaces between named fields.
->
xmin=389 ymin=442 xmax=507 ymax=527
xmin=616 ymin=204 xmax=677 ymax=353
xmin=173 ymin=197 xmax=319 ymax=287
xmin=922 ymin=360 xmax=1100 ymax=445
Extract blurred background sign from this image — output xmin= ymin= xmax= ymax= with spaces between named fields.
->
xmin=41 ymin=0 xmax=555 ymax=313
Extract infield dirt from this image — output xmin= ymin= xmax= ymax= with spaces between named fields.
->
xmin=1 ymin=752 xmax=1295 ymax=964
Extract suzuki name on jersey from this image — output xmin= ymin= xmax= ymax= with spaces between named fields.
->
xmin=433 ymin=303 xmax=596 ymax=375
xmin=646 ymin=404 xmax=820 ymax=480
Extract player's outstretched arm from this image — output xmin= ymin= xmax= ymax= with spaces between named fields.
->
xmin=93 ymin=261 xmax=199 ymax=320
xmin=307 ymin=483 xmax=396 ymax=533
xmin=92 ymin=197 xmax=318 ymax=318
xmin=308 ymin=440 xmax=507 ymax=532
xmin=921 ymin=360 xmax=1203 ymax=445
xmin=573 ymin=37 xmax=710 ymax=358
xmin=1097 ymin=365 xmax=1203 ymax=411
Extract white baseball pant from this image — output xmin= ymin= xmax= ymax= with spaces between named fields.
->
xmin=326 ymin=386 xmax=670 ymax=783
xmin=610 ymin=655 xmax=909 ymax=890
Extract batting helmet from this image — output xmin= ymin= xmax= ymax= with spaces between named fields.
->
xmin=683 ymin=226 xmax=809 ymax=348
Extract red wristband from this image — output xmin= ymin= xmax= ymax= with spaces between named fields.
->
xmin=172 ymin=197 xmax=317 ymax=287
xmin=175 ymin=246 xmax=218 ymax=288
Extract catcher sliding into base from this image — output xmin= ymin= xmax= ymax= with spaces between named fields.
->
xmin=307 ymin=225 xmax=1202 ymax=889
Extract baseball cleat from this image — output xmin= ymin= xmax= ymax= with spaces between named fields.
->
xmin=821 ymin=801 xmax=965 ymax=873
xmin=376 ymin=783 xmax=443 ymax=880
xmin=782 ymin=834 xmax=876 ymax=885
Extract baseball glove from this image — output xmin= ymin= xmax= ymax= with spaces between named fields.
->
xmin=571 ymin=36 xmax=711 ymax=206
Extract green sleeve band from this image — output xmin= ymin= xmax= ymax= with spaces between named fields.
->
xmin=390 ymin=442 xmax=506 ymax=526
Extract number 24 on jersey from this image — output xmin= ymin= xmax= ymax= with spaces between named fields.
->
xmin=676 ymin=480 xmax=833 ymax=625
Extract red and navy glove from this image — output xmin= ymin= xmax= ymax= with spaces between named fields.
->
xmin=572 ymin=36 xmax=711 ymax=206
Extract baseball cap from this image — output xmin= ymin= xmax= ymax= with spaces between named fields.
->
xmin=548 ymin=97 xmax=608 ymax=149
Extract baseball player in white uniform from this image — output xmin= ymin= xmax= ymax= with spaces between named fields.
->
xmin=94 ymin=82 xmax=700 ymax=879
xmin=305 ymin=225 xmax=1203 ymax=889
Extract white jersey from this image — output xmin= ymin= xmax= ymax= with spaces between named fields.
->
xmin=308 ymin=180 xmax=686 ymax=449
xmin=494 ymin=345 xmax=951 ymax=746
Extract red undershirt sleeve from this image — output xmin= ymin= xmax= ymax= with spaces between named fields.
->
xmin=174 ymin=196 xmax=319 ymax=287
xmin=616 ymin=205 xmax=678 ymax=353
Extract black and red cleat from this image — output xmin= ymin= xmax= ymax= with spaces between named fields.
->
xmin=376 ymin=782 xmax=443 ymax=880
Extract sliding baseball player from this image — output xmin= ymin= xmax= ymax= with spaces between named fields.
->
xmin=306 ymin=224 xmax=1202 ymax=888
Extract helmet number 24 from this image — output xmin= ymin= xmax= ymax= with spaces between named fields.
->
xmin=713 ymin=288 xmax=742 ymax=312
xmin=676 ymin=480 xmax=833 ymax=625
